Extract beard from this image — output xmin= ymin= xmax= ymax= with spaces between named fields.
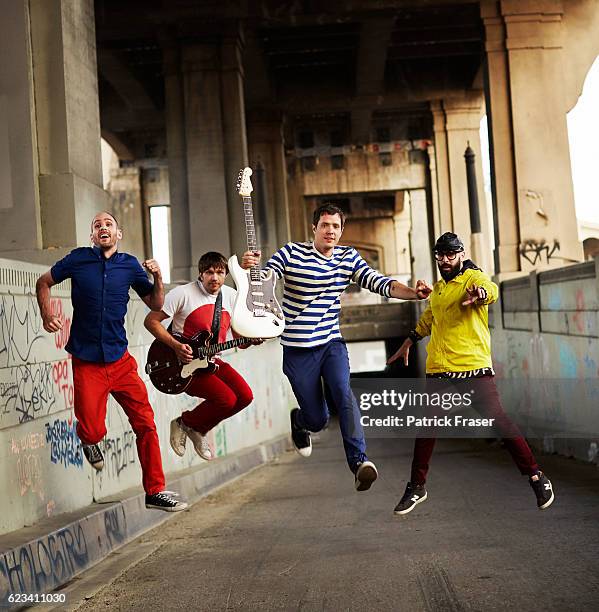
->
xmin=438 ymin=260 xmax=462 ymax=281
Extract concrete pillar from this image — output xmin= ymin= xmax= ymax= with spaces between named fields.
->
xmin=481 ymin=0 xmax=584 ymax=272
xmin=181 ymin=44 xmax=231 ymax=274
xmin=481 ymin=5 xmax=520 ymax=272
xmin=0 ymin=0 xmax=41 ymax=254
xmin=286 ymin=159 xmax=309 ymax=243
xmin=430 ymin=102 xmax=453 ymax=234
xmin=105 ymin=166 xmax=145 ymax=261
xmin=164 ymin=43 xmax=192 ymax=281
xmin=247 ymin=115 xmax=291 ymax=255
xmin=31 ymin=0 xmax=108 ymax=249
xmin=409 ymin=189 xmax=435 ymax=284
xmin=427 ymin=143 xmax=442 ymax=241
xmin=392 ymin=191 xmax=412 ymax=280
xmin=221 ymin=25 xmax=251 ymax=259
xmin=443 ymin=93 xmax=490 ymax=267
xmin=0 ymin=0 xmax=107 ymax=262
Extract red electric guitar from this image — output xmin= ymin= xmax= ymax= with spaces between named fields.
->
xmin=145 ymin=330 xmax=251 ymax=394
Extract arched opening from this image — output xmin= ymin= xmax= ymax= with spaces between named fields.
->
xmin=567 ymin=56 xmax=599 ymax=237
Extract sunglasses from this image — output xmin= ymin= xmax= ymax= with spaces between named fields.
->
xmin=434 ymin=252 xmax=460 ymax=261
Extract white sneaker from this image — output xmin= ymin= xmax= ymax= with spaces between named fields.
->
xmin=180 ymin=421 xmax=213 ymax=461
xmin=354 ymin=461 xmax=378 ymax=492
xmin=169 ymin=417 xmax=187 ymax=457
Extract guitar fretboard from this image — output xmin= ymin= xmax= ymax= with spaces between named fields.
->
xmin=243 ymin=196 xmax=261 ymax=282
xmin=202 ymin=337 xmax=251 ymax=357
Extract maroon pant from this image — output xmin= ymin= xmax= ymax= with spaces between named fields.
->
xmin=411 ymin=376 xmax=539 ymax=485
xmin=72 ymin=351 xmax=165 ymax=495
xmin=181 ymin=359 xmax=253 ymax=435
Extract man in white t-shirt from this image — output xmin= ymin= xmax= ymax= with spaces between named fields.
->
xmin=144 ymin=252 xmax=259 ymax=460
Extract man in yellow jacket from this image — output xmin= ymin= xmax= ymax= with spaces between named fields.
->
xmin=388 ymin=232 xmax=554 ymax=514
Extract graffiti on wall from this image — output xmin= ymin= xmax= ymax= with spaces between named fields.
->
xmin=10 ymin=433 xmax=46 ymax=500
xmin=44 ymin=419 xmax=83 ymax=469
xmin=0 ymin=524 xmax=88 ymax=598
xmin=49 ymin=298 xmax=71 ymax=352
xmin=0 ymin=362 xmax=56 ymax=424
xmin=103 ymin=430 xmax=136 ymax=479
xmin=0 ymin=294 xmax=44 ymax=368
xmin=519 ymin=239 xmax=560 ymax=266
xmin=51 ymin=359 xmax=74 ymax=411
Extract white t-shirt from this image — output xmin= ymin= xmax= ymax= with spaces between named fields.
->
xmin=162 ymin=281 xmax=236 ymax=343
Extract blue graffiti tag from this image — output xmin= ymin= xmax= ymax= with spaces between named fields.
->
xmin=45 ymin=419 xmax=83 ymax=469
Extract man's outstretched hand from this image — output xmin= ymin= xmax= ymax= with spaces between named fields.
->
xmin=387 ymin=338 xmax=413 ymax=366
xmin=462 ymin=284 xmax=487 ymax=306
xmin=415 ymin=279 xmax=433 ymax=300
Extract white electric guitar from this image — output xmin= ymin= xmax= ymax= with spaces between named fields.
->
xmin=228 ymin=168 xmax=284 ymax=338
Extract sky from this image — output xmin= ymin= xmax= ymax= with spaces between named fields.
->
xmin=567 ymin=55 xmax=599 ymax=225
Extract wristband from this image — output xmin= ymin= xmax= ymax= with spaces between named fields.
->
xmin=408 ymin=330 xmax=421 ymax=344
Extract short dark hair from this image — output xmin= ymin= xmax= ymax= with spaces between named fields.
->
xmin=312 ymin=204 xmax=346 ymax=229
xmin=198 ymin=252 xmax=228 ymax=275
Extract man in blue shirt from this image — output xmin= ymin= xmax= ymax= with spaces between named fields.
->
xmin=36 ymin=211 xmax=186 ymax=512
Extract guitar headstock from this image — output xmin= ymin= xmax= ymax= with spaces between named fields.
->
xmin=236 ymin=167 xmax=253 ymax=197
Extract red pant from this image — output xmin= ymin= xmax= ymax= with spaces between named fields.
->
xmin=181 ymin=359 xmax=253 ymax=435
xmin=411 ymin=376 xmax=539 ymax=484
xmin=72 ymin=351 xmax=165 ymax=495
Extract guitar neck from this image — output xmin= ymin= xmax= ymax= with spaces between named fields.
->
xmin=204 ymin=337 xmax=250 ymax=357
xmin=243 ymin=195 xmax=261 ymax=282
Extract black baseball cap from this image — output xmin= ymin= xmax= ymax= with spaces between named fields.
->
xmin=433 ymin=232 xmax=464 ymax=253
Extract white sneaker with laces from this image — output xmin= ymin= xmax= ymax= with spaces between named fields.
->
xmin=169 ymin=417 xmax=187 ymax=457
xmin=180 ymin=421 xmax=213 ymax=461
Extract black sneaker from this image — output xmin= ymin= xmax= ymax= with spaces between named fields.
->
xmin=529 ymin=471 xmax=554 ymax=510
xmin=394 ymin=482 xmax=428 ymax=515
xmin=82 ymin=443 xmax=104 ymax=471
xmin=354 ymin=460 xmax=378 ymax=491
xmin=145 ymin=491 xmax=188 ymax=512
xmin=290 ymin=408 xmax=312 ymax=457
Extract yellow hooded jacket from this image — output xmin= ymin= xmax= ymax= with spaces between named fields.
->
xmin=415 ymin=261 xmax=499 ymax=373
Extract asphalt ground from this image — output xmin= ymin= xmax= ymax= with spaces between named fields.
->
xmin=71 ymin=428 xmax=599 ymax=612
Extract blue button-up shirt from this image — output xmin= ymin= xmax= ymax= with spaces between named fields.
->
xmin=51 ymin=247 xmax=154 ymax=363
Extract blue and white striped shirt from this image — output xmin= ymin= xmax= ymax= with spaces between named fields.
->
xmin=264 ymin=242 xmax=393 ymax=348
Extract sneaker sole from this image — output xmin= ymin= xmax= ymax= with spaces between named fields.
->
xmin=290 ymin=409 xmax=312 ymax=458
xmin=145 ymin=503 xmax=188 ymax=512
xmin=394 ymin=491 xmax=428 ymax=515
xmin=89 ymin=461 xmax=104 ymax=471
xmin=292 ymin=438 xmax=312 ymax=458
xmin=169 ymin=420 xmax=187 ymax=457
xmin=539 ymin=489 xmax=555 ymax=510
xmin=195 ymin=450 xmax=213 ymax=461
xmin=169 ymin=439 xmax=186 ymax=457
xmin=355 ymin=463 xmax=378 ymax=491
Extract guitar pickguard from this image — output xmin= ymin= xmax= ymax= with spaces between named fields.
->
xmin=244 ymin=269 xmax=284 ymax=319
xmin=180 ymin=357 xmax=210 ymax=378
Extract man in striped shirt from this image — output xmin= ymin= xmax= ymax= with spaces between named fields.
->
xmin=242 ymin=204 xmax=432 ymax=491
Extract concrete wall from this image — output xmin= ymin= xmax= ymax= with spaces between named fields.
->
xmin=490 ymin=258 xmax=599 ymax=464
xmin=0 ymin=258 xmax=293 ymax=536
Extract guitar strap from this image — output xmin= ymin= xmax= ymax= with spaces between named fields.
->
xmin=210 ymin=290 xmax=223 ymax=346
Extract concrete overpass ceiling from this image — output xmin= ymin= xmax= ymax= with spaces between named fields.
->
xmin=385 ymin=4 xmax=483 ymax=93
xmin=93 ymin=1 xmax=482 ymax=155
xmin=258 ymin=23 xmax=361 ymax=97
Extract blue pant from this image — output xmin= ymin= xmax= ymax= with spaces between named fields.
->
xmin=283 ymin=339 xmax=367 ymax=471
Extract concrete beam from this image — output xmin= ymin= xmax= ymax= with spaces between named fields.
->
xmin=97 ymin=49 xmax=157 ymax=112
